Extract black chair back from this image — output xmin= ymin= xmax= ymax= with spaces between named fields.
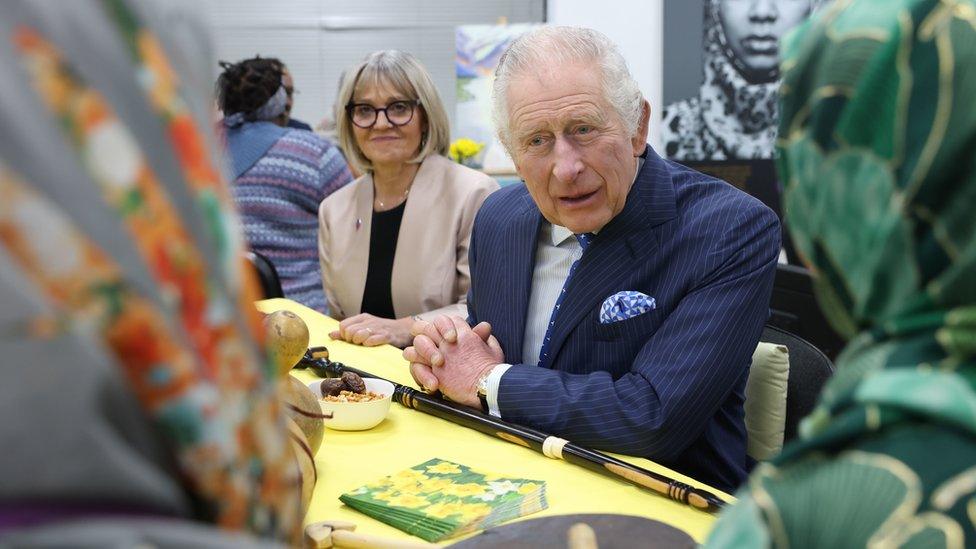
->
xmin=769 ymin=264 xmax=845 ymax=360
xmin=244 ymin=251 xmax=284 ymax=299
xmin=761 ymin=324 xmax=835 ymax=442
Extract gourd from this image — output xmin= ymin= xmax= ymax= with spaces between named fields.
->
xmin=264 ymin=310 xmax=309 ymax=377
xmin=263 ymin=310 xmax=325 ymax=455
xmin=285 ymin=417 xmax=316 ymax=513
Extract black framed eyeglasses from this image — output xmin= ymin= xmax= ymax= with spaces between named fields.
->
xmin=345 ymin=100 xmax=420 ymax=129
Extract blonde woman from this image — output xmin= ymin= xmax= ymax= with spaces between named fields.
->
xmin=319 ymin=50 xmax=498 ymax=348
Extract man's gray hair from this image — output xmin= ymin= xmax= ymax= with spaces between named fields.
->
xmin=491 ymin=26 xmax=644 ymax=156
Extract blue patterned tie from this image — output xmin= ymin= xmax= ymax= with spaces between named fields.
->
xmin=537 ymin=233 xmax=593 ymax=367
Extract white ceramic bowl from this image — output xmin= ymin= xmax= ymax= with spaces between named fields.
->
xmin=308 ymin=378 xmax=394 ymax=431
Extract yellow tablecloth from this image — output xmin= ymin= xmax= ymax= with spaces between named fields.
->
xmin=258 ymin=299 xmax=731 ymax=544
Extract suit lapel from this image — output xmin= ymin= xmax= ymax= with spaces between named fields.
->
xmin=498 ymin=193 xmax=543 ymax=362
xmin=542 ymin=148 xmax=677 ymax=368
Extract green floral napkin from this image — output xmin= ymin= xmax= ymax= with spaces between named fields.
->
xmin=339 ymin=458 xmax=548 ymax=542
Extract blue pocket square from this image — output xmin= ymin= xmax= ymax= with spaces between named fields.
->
xmin=600 ymin=291 xmax=656 ymax=324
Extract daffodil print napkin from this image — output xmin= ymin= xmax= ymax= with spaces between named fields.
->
xmin=339 ymin=458 xmax=548 ymax=542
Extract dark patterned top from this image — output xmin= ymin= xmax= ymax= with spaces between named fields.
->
xmin=232 ymin=127 xmax=352 ymax=313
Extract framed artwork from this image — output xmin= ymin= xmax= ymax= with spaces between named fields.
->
xmin=455 ymin=23 xmax=541 ymax=174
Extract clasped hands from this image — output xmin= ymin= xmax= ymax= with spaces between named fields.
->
xmin=402 ymin=315 xmax=505 ymax=409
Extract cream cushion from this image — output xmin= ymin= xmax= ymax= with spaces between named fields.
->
xmin=744 ymin=342 xmax=790 ymax=461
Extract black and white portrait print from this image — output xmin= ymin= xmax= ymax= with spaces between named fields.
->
xmin=662 ymin=0 xmax=829 ymax=161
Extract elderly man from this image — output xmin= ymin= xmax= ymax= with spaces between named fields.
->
xmin=405 ymin=26 xmax=780 ymax=492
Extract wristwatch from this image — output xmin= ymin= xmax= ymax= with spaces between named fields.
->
xmin=476 ymin=370 xmax=491 ymax=413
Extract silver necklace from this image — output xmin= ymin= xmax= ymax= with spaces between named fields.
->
xmin=374 ymin=187 xmax=410 ymax=210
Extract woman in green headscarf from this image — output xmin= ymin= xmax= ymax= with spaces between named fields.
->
xmin=706 ymin=0 xmax=976 ymax=546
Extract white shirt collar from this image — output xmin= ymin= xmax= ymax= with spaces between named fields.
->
xmin=546 ymin=156 xmax=645 ymax=247
xmin=550 ymin=224 xmax=575 ymax=246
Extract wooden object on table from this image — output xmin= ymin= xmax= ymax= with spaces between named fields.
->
xmin=305 ymin=520 xmax=441 ymax=549
xmin=449 ymin=514 xmax=694 ymax=549
xmin=266 ymin=311 xmax=328 ymax=453
xmin=566 ymin=523 xmax=598 ymax=549
xmin=286 ymin=417 xmax=317 ymax=512
xmin=284 ymin=375 xmax=330 ymax=453
xmin=264 ymin=310 xmax=310 ymax=376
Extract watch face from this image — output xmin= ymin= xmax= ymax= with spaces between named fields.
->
xmin=477 ymin=373 xmax=490 ymax=396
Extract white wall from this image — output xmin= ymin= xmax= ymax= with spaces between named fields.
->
xmin=203 ymin=0 xmax=543 ymax=134
xmin=547 ymin=0 xmax=664 ymax=152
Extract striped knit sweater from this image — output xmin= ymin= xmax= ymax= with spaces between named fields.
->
xmin=232 ymin=128 xmax=352 ymax=313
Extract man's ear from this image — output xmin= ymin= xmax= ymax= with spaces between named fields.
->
xmin=631 ymin=99 xmax=650 ymax=156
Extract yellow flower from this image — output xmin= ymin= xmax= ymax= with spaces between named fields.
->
xmin=418 ymin=477 xmax=454 ymax=493
xmin=364 ymin=480 xmax=392 ymax=491
xmin=385 ymin=493 xmax=431 ymax=509
xmin=370 ymin=490 xmax=397 ymax=502
xmin=459 ymin=502 xmax=492 ymax=518
xmin=389 ymin=469 xmax=429 ymax=490
xmin=423 ymin=501 xmax=467 ymax=519
xmin=440 ymin=482 xmax=487 ymax=498
xmin=425 ymin=462 xmax=462 ymax=475
xmin=389 ymin=479 xmax=421 ymax=492
xmin=399 ymin=469 xmax=429 ymax=481
xmin=457 ymin=138 xmax=484 ymax=156
xmin=517 ymin=482 xmax=540 ymax=495
xmin=449 ymin=138 xmax=485 ymax=163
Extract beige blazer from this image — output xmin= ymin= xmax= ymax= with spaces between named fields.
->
xmin=318 ymin=154 xmax=498 ymax=321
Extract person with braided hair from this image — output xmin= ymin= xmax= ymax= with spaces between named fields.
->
xmin=217 ymin=56 xmax=352 ymax=314
xmin=233 ymin=56 xmax=312 ymax=132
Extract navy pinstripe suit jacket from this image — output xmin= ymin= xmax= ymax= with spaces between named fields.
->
xmin=467 ymin=147 xmax=780 ymax=492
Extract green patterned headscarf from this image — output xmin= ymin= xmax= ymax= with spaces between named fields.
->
xmin=705 ymin=3 xmax=976 ymax=546
xmin=776 ymin=0 xmax=976 ymax=441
